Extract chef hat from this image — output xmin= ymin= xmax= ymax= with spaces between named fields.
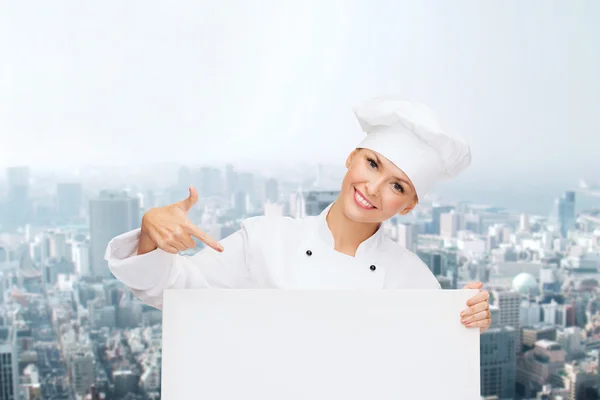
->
xmin=353 ymin=95 xmax=471 ymax=199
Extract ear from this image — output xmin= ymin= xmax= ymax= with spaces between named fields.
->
xmin=398 ymin=199 xmax=417 ymax=215
xmin=345 ymin=149 xmax=360 ymax=169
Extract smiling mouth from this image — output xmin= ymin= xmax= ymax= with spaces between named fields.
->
xmin=354 ymin=187 xmax=377 ymax=209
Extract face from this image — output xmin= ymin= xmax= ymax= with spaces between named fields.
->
xmin=340 ymin=148 xmax=418 ymax=223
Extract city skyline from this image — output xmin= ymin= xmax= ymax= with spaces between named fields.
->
xmin=1 ymin=162 xmax=599 ymax=399
xmin=1 ymin=1 xmax=599 ymax=183
xmin=1 ymin=162 xmax=598 ymax=218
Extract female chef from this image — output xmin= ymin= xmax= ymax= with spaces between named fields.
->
xmin=105 ymin=95 xmax=492 ymax=334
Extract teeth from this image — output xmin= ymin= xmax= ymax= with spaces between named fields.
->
xmin=355 ymin=190 xmax=374 ymax=208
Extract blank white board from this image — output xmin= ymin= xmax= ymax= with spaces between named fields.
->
xmin=161 ymin=289 xmax=480 ymax=399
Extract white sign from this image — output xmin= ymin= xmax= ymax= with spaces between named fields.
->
xmin=161 ymin=289 xmax=480 ymax=399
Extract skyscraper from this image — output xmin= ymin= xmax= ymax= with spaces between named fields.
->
xmin=265 ymin=178 xmax=279 ymax=203
xmin=0 ymin=325 xmax=18 ymax=400
xmin=5 ymin=166 xmax=31 ymax=231
xmin=225 ymin=164 xmax=237 ymax=199
xmin=549 ymin=191 xmax=576 ymax=237
xmin=232 ymin=191 xmax=249 ymax=218
xmin=397 ymin=223 xmax=418 ymax=252
xmin=89 ymin=191 xmax=140 ymax=278
xmin=56 ymin=182 xmax=83 ymax=220
xmin=416 ymin=248 xmax=458 ymax=287
xmin=480 ymin=308 xmax=517 ymax=399
xmin=431 ymin=205 xmax=454 ymax=235
xmin=440 ymin=211 xmax=460 ymax=238
xmin=197 ymin=167 xmax=223 ymax=198
xmin=70 ymin=350 xmax=96 ymax=396
xmin=492 ymin=290 xmax=521 ymax=329
xmin=559 ymin=191 xmax=576 ymax=236
xmin=296 ymin=191 xmax=340 ymax=218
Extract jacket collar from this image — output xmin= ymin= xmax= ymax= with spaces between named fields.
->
xmin=314 ymin=201 xmax=385 ymax=257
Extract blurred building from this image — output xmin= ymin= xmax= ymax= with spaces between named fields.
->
xmin=71 ymin=350 xmax=96 ymax=396
xmin=49 ymin=230 xmax=69 ymax=260
xmin=556 ymin=327 xmax=583 ymax=360
xmin=225 ymin=164 xmax=237 ymax=199
xmin=113 ymin=369 xmax=140 ymax=398
xmin=539 ymin=265 xmax=560 ymax=294
xmin=480 ymin=307 xmax=517 ymax=399
xmin=549 ymin=191 xmax=576 ymax=237
xmin=296 ymin=191 xmax=339 ymax=218
xmin=397 ymin=223 xmax=418 ymax=252
xmin=492 ymin=290 xmax=521 ymax=330
xmin=0 ymin=325 xmax=19 ymax=400
xmin=416 ymin=248 xmax=458 ymax=288
xmin=196 ymin=167 xmax=223 ymax=198
xmin=521 ymin=325 xmax=557 ymax=353
xmin=520 ymin=301 xmax=542 ymax=327
xmin=5 ymin=166 xmax=31 ymax=232
xmin=519 ymin=213 xmax=530 ymax=232
xmin=232 ymin=191 xmax=250 ymax=218
xmin=265 ymin=178 xmax=279 ymax=203
xmin=431 ymin=205 xmax=454 ymax=235
xmin=516 ymin=340 xmax=565 ymax=396
xmin=89 ymin=190 xmax=140 ymax=278
xmin=557 ymin=361 xmax=598 ymax=399
xmin=440 ymin=210 xmax=460 ymax=239
xmin=72 ymin=239 xmax=92 ymax=277
xmin=56 ymin=182 xmax=83 ymax=220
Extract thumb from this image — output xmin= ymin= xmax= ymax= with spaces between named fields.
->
xmin=179 ymin=186 xmax=198 ymax=212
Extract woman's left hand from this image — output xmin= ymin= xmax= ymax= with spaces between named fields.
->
xmin=460 ymin=282 xmax=491 ymax=334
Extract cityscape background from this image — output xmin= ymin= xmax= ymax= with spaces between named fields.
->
xmin=1 ymin=1 xmax=600 ymax=399
xmin=1 ymin=164 xmax=600 ymax=400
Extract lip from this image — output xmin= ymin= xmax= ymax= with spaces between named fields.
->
xmin=353 ymin=187 xmax=377 ymax=209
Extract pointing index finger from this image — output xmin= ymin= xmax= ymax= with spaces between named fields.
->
xmin=184 ymin=220 xmax=224 ymax=252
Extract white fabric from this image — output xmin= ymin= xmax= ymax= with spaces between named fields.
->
xmin=353 ymin=95 xmax=472 ymax=198
xmin=105 ymin=202 xmax=441 ymax=310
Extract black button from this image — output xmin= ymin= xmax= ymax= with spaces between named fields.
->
xmin=306 ymin=250 xmax=312 ymax=256
xmin=370 ymin=265 xmax=376 ymax=271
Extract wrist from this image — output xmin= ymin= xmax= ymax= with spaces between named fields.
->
xmin=137 ymin=227 xmax=158 ymax=255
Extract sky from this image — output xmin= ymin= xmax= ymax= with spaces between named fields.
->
xmin=1 ymin=0 xmax=599 ymax=190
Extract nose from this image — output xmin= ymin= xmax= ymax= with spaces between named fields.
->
xmin=365 ymin=180 xmax=382 ymax=197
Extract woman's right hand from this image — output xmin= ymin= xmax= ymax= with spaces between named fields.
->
xmin=139 ymin=186 xmax=224 ymax=255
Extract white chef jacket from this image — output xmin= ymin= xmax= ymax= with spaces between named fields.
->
xmin=105 ymin=202 xmax=441 ymax=310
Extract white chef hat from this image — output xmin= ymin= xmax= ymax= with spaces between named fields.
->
xmin=353 ymin=95 xmax=471 ymax=199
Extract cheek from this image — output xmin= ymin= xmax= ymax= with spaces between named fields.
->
xmin=344 ymin=166 xmax=365 ymax=185
xmin=351 ymin=164 xmax=372 ymax=180
xmin=382 ymin=192 xmax=411 ymax=211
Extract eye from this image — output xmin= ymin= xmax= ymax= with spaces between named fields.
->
xmin=367 ymin=157 xmax=378 ymax=168
xmin=393 ymin=183 xmax=405 ymax=193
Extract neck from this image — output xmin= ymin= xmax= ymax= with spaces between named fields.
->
xmin=325 ymin=200 xmax=381 ymax=256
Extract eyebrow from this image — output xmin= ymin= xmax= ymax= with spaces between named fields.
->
xmin=371 ymin=153 xmax=414 ymax=190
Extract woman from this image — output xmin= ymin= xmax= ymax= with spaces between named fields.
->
xmin=105 ymin=95 xmax=492 ymax=333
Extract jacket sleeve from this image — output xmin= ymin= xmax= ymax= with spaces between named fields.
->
xmin=104 ymin=217 xmax=258 ymax=310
